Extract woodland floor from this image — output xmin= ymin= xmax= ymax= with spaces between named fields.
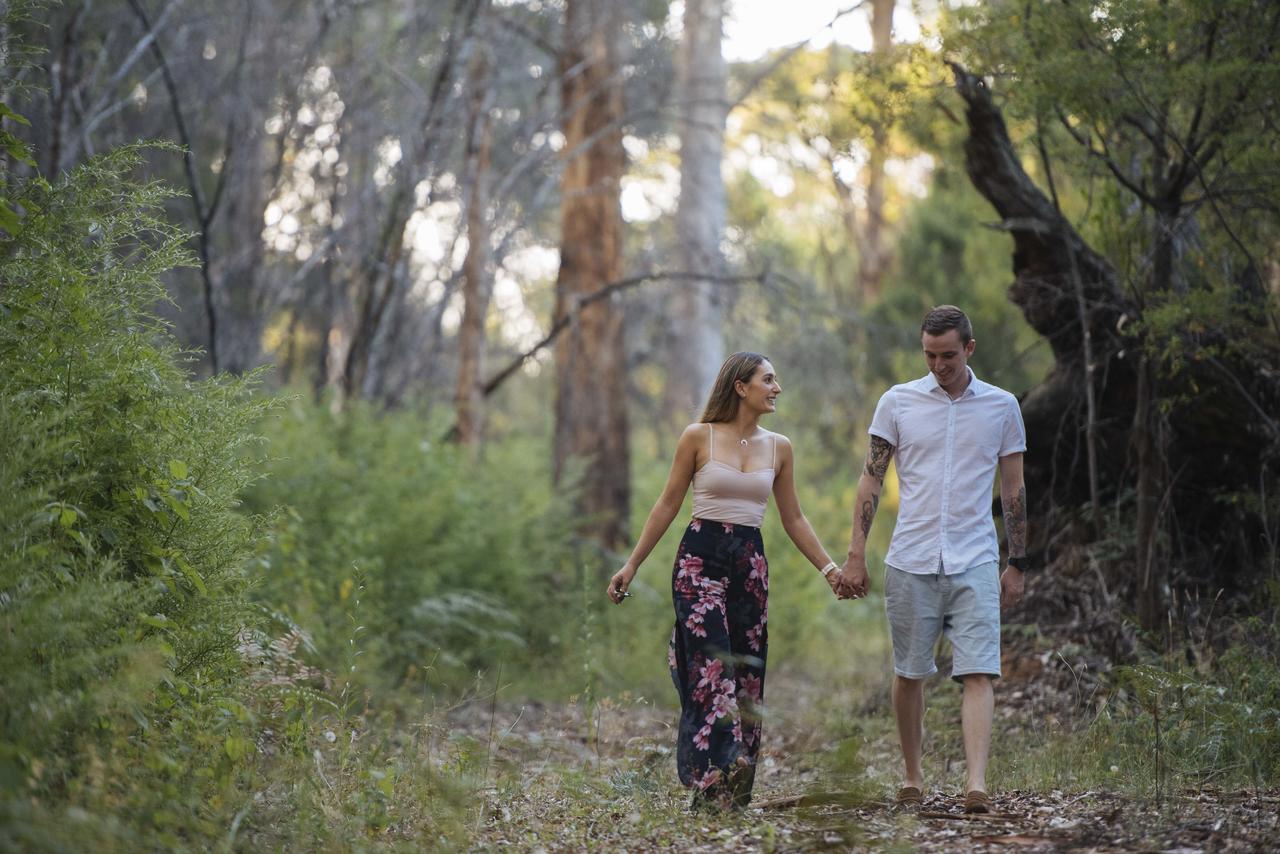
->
xmin=451 ymin=655 xmax=1280 ymax=852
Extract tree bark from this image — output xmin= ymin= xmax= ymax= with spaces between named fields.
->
xmin=855 ymin=0 xmax=895 ymax=304
xmin=46 ymin=6 xmax=84 ymax=178
xmin=665 ymin=0 xmax=727 ymax=420
xmin=453 ymin=45 xmax=494 ymax=446
xmin=553 ymin=0 xmax=629 ymax=551
xmin=1134 ymin=201 xmax=1179 ymax=628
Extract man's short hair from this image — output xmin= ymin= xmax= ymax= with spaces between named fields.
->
xmin=921 ymin=305 xmax=972 ymax=344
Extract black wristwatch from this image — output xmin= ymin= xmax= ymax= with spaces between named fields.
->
xmin=1006 ymin=555 xmax=1030 ymax=573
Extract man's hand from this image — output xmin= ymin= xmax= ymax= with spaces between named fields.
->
xmin=825 ymin=569 xmax=854 ymax=600
xmin=999 ymin=565 xmax=1024 ymax=610
xmin=838 ymin=559 xmax=870 ymax=599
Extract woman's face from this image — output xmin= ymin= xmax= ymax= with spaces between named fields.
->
xmin=736 ymin=360 xmax=781 ymax=415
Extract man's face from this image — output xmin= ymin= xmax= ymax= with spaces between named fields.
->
xmin=922 ymin=329 xmax=976 ymax=390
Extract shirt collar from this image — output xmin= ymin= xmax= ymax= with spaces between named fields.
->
xmin=921 ymin=367 xmax=983 ymax=399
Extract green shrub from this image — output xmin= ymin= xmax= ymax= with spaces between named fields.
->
xmin=1105 ymin=631 xmax=1280 ymax=795
xmin=991 ymin=623 xmax=1280 ymax=796
xmin=243 ymin=400 xmax=580 ymax=693
xmin=0 ymin=147 xmax=269 ymax=849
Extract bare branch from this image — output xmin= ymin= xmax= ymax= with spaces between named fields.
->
xmin=125 ymin=0 xmax=219 ymax=372
xmin=480 ymin=271 xmax=770 ymax=399
xmin=203 ymin=0 xmax=254 ymax=229
xmin=77 ymin=0 xmax=187 ymax=150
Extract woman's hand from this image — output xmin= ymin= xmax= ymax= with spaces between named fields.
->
xmin=824 ymin=568 xmax=853 ymax=600
xmin=607 ymin=565 xmax=637 ymax=604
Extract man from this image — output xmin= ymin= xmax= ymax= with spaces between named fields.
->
xmin=838 ymin=305 xmax=1028 ymax=814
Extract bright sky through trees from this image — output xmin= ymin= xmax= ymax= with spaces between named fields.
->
xmin=722 ymin=0 xmax=921 ymax=60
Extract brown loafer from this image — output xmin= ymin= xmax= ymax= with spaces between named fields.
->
xmin=963 ymin=789 xmax=991 ymax=814
xmin=893 ymin=786 xmax=924 ymax=808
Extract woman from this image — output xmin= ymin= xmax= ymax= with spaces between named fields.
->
xmin=607 ymin=352 xmax=854 ymax=810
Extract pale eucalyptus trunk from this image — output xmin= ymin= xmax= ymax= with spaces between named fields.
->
xmin=665 ymin=0 xmax=727 ymax=420
xmin=855 ymin=0 xmax=895 ymax=304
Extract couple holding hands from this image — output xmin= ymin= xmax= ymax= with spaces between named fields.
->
xmin=606 ymin=305 xmax=1029 ymax=812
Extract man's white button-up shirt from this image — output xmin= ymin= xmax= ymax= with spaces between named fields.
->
xmin=868 ymin=369 xmax=1027 ymax=576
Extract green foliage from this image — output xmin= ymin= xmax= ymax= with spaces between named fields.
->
xmin=242 ymin=400 xmax=581 ymax=692
xmin=0 ymin=147 xmax=270 ymax=849
xmin=949 ymin=0 xmax=1280 ymax=142
xmin=991 ymin=628 xmax=1280 ymax=796
xmin=0 ymin=1 xmax=47 ymax=235
xmin=939 ymin=0 xmax=1280 ymax=598
xmin=943 ymin=0 xmax=1280 ymax=306
xmin=871 ymin=165 xmax=1053 ymax=394
xmin=1107 ymin=639 xmax=1280 ymax=795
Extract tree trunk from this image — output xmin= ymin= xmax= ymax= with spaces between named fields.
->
xmin=855 ymin=0 xmax=895 ymax=303
xmin=1134 ymin=202 xmax=1179 ymax=629
xmin=1132 ymin=354 xmax=1161 ymax=628
xmin=219 ymin=115 xmax=270 ymax=375
xmin=553 ymin=0 xmax=629 ymax=551
xmin=453 ymin=47 xmax=494 ymax=446
xmin=665 ymin=0 xmax=727 ymax=420
xmin=46 ymin=7 xmax=84 ymax=178
xmin=336 ymin=0 xmax=484 ymax=406
xmin=321 ymin=263 xmax=353 ymax=414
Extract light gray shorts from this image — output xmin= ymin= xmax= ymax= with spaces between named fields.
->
xmin=884 ymin=561 xmax=1001 ymax=683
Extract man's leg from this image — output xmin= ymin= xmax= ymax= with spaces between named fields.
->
xmin=960 ymin=674 xmax=994 ymax=793
xmin=892 ymin=675 xmax=926 ymax=790
xmin=884 ymin=565 xmax=941 ymax=794
xmin=947 ymin=562 xmax=1001 ymax=797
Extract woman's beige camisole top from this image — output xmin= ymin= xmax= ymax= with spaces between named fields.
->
xmin=690 ymin=423 xmax=776 ymax=528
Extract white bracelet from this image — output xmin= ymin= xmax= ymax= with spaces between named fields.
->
xmin=820 ymin=561 xmax=838 ymax=577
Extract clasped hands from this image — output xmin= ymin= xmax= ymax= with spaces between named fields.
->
xmin=827 ymin=559 xmax=869 ymax=601
xmin=609 ymin=560 xmax=869 ymax=604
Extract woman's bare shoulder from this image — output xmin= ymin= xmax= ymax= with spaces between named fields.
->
xmin=676 ymin=422 xmax=710 ymax=450
xmin=680 ymin=422 xmax=709 ymax=439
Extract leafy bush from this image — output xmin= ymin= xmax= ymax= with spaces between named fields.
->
xmin=243 ymin=401 xmax=581 ymax=693
xmin=0 ymin=148 xmax=269 ymax=849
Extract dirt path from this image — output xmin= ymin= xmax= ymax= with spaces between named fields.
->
xmin=460 ymin=675 xmax=1279 ymax=851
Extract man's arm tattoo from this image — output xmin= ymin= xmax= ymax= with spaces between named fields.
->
xmin=859 ymin=494 xmax=880 ymax=539
xmin=1002 ymin=485 xmax=1027 ymax=557
xmin=863 ymin=436 xmax=894 ymax=482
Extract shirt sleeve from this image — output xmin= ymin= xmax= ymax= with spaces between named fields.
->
xmin=999 ymin=394 xmax=1028 ymax=456
xmin=868 ymin=388 xmax=898 ymax=447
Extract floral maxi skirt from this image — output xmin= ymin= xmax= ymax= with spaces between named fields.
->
xmin=668 ymin=517 xmax=768 ymax=807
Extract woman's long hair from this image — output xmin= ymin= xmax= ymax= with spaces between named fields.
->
xmin=699 ymin=352 xmax=768 ymax=423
